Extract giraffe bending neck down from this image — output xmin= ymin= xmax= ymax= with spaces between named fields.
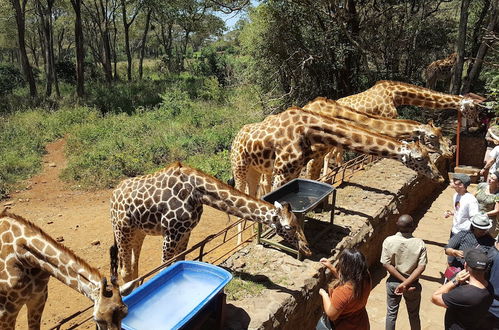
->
xmin=336 ymin=80 xmax=481 ymax=124
xmin=110 ymin=162 xmax=311 ymax=282
xmin=230 ymin=107 xmax=444 ymax=197
xmin=302 ymin=97 xmax=453 ymax=179
xmin=0 ymin=209 xmax=129 ymax=330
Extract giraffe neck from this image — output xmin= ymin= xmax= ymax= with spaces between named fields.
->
xmin=3 ymin=213 xmax=102 ymax=301
xmin=383 ymin=81 xmax=463 ymax=109
xmin=303 ymin=98 xmax=420 ymax=140
xmin=180 ymin=166 xmax=276 ymax=225
xmin=295 ymin=108 xmax=408 ymax=159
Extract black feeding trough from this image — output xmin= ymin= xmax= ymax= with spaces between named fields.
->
xmin=260 ymin=178 xmax=336 ymax=259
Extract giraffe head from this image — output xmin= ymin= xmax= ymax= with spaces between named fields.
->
xmin=400 ymin=141 xmax=444 ymax=183
xmin=459 ymin=98 xmax=481 ymax=125
xmin=272 ymin=201 xmax=312 ymax=256
xmin=93 ymin=276 xmax=128 ymax=330
xmin=416 ymin=121 xmax=453 ymax=158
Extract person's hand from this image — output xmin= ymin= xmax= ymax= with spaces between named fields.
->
xmin=444 ymin=210 xmax=453 ymax=218
xmin=320 ymin=257 xmax=332 ymax=268
xmin=480 ymin=168 xmax=487 ymax=175
xmin=319 ymin=288 xmax=328 ymax=297
xmin=454 ymin=269 xmax=470 ymax=284
xmin=395 ymin=283 xmax=417 ymax=295
xmin=453 ymin=249 xmax=464 ymax=258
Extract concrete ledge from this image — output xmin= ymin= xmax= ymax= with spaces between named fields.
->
xmin=221 ymin=158 xmax=445 ymax=330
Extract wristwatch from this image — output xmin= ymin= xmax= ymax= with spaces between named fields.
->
xmin=452 ymin=278 xmax=459 ymax=286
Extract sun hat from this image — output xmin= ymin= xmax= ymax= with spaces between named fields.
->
xmin=452 ymin=173 xmax=471 ymax=187
xmin=471 ymin=213 xmax=492 ymax=230
xmin=464 ymin=248 xmax=489 ymax=270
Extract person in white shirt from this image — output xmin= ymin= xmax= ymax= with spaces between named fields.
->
xmin=444 ymin=173 xmax=479 ymax=237
xmin=481 ymin=144 xmax=499 ymax=179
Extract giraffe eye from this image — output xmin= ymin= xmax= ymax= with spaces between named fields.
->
xmin=416 ymin=157 xmax=424 ymax=161
xmin=429 ymin=134 xmax=437 ymax=139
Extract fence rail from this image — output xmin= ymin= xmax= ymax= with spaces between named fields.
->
xmin=49 ymin=153 xmax=379 ymax=329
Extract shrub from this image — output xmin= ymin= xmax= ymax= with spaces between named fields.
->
xmin=55 ymin=60 xmax=76 ymax=83
xmin=0 ymin=64 xmax=24 ymax=94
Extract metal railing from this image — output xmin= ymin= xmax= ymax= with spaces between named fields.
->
xmin=49 ymin=153 xmax=379 ymax=329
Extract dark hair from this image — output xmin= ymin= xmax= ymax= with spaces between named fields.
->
xmin=336 ymin=248 xmax=371 ymax=300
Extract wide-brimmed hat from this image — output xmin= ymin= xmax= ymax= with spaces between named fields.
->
xmin=464 ymin=248 xmax=489 ymax=270
xmin=471 ymin=213 xmax=492 ymax=230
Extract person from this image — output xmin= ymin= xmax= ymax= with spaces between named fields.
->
xmin=483 ymin=118 xmax=499 ymax=176
xmin=481 ymin=139 xmax=499 ymax=180
xmin=431 ymin=248 xmax=494 ymax=330
xmin=317 ymin=248 xmax=371 ymax=330
xmin=380 ymin=214 xmax=427 ymax=330
xmin=444 ymin=173 xmax=479 ymax=237
xmin=485 ymin=239 xmax=499 ymax=329
xmin=475 ymin=170 xmax=499 ymax=238
xmin=445 ymin=213 xmax=495 ymax=269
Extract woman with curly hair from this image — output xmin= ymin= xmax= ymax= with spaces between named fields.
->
xmin=317 ymin=248 xmax=372 ymax=330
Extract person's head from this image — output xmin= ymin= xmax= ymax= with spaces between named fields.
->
xmin=470 ymin=213 xmax=492 ymax=238
xmin=396 ymin=214 xmax=415 ymax=233
xmin=336 ymin=248 xmax=370 ymax=299
xmin=488 ymin=171 xmax=499 ymax=185
xmin=451 ymin=173 xmax=471 ymax=193
xmin=464 ymin=248 xmax=489 ymax=277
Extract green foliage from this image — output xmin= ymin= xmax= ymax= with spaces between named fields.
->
xmin=0 ymin=107 xmax=99 ymax=198
xmin=55 ymin=60 xmax=76 ymax=83
xmin=85 ymin=80 xmax=167 ymax=114
xmin=0 ymin=64 xmax=24 ymax=94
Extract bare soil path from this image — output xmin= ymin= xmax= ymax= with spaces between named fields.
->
xmin=3 ymin=139 xmax=236 ymax=329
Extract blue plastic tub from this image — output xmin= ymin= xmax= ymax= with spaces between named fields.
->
xmin=122 ymin=261 xmax=233 ymax=330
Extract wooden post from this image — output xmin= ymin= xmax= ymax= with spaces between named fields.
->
xmin=456 ymin=110 xmax=462 ymax=167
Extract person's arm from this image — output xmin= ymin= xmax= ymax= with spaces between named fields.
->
xmin=445 ymin=233 xmax=464 ymax=258
xmin=395 ymin=265 xmax=425 ymax=294
xmin=382 ymin=263 xmax=407 ymax=282
xmin=431 ymin=269 xmax=470 ymax=307
xmin=319 ymin=288 xmax=343 ymax=321
xmin=320 ymin=258 xmax=338 ymax=277
xmin=481 ymin=157 xmax=496 ymax=175
xmin=487 ymin=200 xmax=499 ymax=218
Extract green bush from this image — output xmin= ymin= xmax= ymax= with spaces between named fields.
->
xmin=0 ymin=64 xmax=24 ymax=94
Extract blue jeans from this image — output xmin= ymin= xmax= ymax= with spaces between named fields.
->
xmin=385 ymin=279 xmax=422 ymax=330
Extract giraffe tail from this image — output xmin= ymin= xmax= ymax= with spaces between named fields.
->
xmin=109 ymin=240 xmax=119 ymax=282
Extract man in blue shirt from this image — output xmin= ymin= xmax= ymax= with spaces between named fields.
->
xmin=486 ymin=240 xmax=499 ymax=329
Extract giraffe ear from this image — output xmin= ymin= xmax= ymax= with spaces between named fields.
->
xmin=274 ymin=201 xmax=283 ymax=210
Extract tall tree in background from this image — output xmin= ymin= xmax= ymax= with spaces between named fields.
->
xmin=138 ymin=7 xmax=151 ymax=79
xmin=462 ymin=0 xmax=498 ymax=93
xmin=71 ymin=0 xmax=85 ymax=97
xmin=121 ymin=0 xmax=141 ymax=80
xmin=10 ymin=0 xmax=37 ymax=97
xmin=450 ymin=0 xmax=470 ymax=94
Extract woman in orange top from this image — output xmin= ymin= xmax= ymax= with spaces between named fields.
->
xmin=317 ymin=248 xmax=372 ymax=330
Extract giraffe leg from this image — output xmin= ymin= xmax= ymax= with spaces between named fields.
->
xmin=131 ymin=231 xmax=146 ymax=281
xmin=114 ymin=226 xmax=137 ymax=283
xmin=307 ymin=155 xmax=325 ymax=180
xmin=0 ymin=294 xmax=21 ymax=330
xmin=162 ymin=233 xmax=183 ymax=262
xmin=175 ymin=232 xmax=192 ymax=260
xmin=237 ymin=168 xmax=260 ymax=245
xmin=26 ymin=282 xmax=48 ymax=330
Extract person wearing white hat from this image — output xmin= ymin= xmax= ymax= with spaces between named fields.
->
xmin=445 ymin=213 xmax=496 ymax=269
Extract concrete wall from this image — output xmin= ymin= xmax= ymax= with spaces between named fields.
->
xmin=222 ymin=157 xmax=446 ymax=330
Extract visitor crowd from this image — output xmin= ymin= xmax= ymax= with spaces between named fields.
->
xmin=317 ymin=173 xmax=499 ymax=330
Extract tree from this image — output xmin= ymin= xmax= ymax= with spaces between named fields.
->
xmin=120 ymin=0 xmax=141 ymax=80
xmin=450 ymin=0 xmax=471 ymax=94
xmin=70 ymin=0 xmax=85 ymax=97
xmin=10 ymin=0 xmax=37 ymax=97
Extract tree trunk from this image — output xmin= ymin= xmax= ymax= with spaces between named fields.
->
xmin=450 ymin=0 xmax=470 ymax=94
xmin=71 ymin=0 xmax=85 ymax=97
xmin=138 ymin=9 xmax=152 ymax=80
xmin=11 ymin=0 xmax=37 ymax=97
xmin=112 ymin=12 xmax=119 ymax=81
xmin=36 ymin=0 xmax=59 ymax=97
xmin=461 ymin=1 xmax=498 ymax=94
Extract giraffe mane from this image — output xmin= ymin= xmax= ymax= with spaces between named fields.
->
xmin=306 ymin=96 xmax=433 ymax=126
xmin=294 ymin=107 xmax=405 ymax=145
xmin=0 ymin=208 xmax=103 ymax=279
xmin=175 ymin=163 xmax=276 ymax=207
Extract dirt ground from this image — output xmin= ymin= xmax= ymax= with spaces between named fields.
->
xmin=4 ymin=139 xmax=241 ymax=329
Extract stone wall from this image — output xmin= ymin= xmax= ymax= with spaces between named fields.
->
xmin=221 ymin=158 xmax=446 ymax=330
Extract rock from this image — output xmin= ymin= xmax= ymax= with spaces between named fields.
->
xmin=58 ymin=214 xmax=62 ymax=217
xmin=91 ymin=240 xmax=100 ymax=246
xmin=4 ymin=201 xmax=14 ymax=206
xmin=56 ymin=236 xmax=64 ymax=242
xmin=47 ymin=221 xmax=53 ymax=224
xmin=48 ymin=163 xmax=57 ymax=167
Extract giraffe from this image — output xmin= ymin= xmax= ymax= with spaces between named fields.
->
xmin=336 ymin=80 xmax=482 ymax=125
xmin=110 ymin=162 xmax=311 ymax=283
xmin=0 ymin=209 xmax=130 ymax=330
xmin=423 ymin=52 xmax=457 ymax=91
xmin=230 ymin=106 xmax=445 ymax=200
xmin=302 ymin=97 xmax=453 ymax=179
